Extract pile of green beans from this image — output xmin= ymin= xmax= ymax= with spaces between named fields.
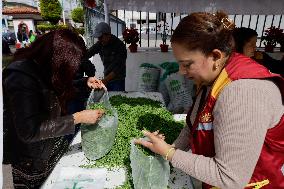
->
xmin=82 ymin=95 xmax=184 ymax=188
xmin=88 ymin=103 xmax=113 ymax=116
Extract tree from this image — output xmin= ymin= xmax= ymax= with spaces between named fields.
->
xmin=71 ymin=7 xmax=84 ymax=25
xmin=40 ymin=0 xmax=62 ymax=25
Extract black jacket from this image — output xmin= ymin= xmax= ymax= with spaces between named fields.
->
xmin=87 ymin=35 xmax=127 ymax=81
xmin=72 ymin=58 xmax=96 ymax=99
xmin=3 ymin=60 xmax=75 ymax=173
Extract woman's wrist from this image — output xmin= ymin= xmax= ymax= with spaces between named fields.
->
xmin=164 ymin=147 xmax=176 ymax=161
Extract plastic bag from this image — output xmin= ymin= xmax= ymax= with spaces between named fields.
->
xmin=158 ymin=62 xmax=179 ymax=106
xmin=130 ymin=139 xmax=170 ymax=189
xmin=138 ymin=63 xmax=161 ymax=92
xmin=52 ymin=167 xmax=107 ymax=189
xmin=165 ymin=73 xmax=193 ymax=114
xmin=81 ymin=90 xmax=118 ymax=160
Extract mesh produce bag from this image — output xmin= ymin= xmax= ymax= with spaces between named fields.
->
xmin=81 ymin=90 xmax=118 ymax=160
xmin=130 ymin=139 xmax=170 ymax=189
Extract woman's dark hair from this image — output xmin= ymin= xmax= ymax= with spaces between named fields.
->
xmin=171 ymin=11 xmax=235 ymax=56
xmin=13 ymin=29 xmax=86 ymax=113
xmin=232 ymin=27 xmax=258 ymax=54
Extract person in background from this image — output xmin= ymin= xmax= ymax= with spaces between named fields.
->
xmin=67 ymin=59 xmax=97 ymax=114
xmin=135 ymin=12 xmax=284 ymax=188
xmin=3 ymin=29 xmax=105 ymax=189
xmin=65 ymin=57 xmax=97 ymax=143
xmin=29 ymin=30 xmax=37 ymax=43
xmin=63 ymin=24 xmax=98 ymax=142
xmin=2 ymin=37 xmax=11 ymax=55
xmin=2 ymin=38 xmax=13 ymax=68
xmin=17 ymin=26 xmax=28 ymax=43
xmin=64 ymin=21 xmax=97 ymax=114
xmin=232 ymin=27 xmax=284 ymax=76
xmin=36 ymin=29 xmax=43 ymax=37
xmin=87 ymin=22 xmax=127 ymax=91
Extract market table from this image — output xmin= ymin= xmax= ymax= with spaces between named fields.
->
xmin=41 ymin=92 xmax=198 ymax=189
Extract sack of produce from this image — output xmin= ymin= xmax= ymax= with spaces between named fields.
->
xmin=138 ymin=63 xmax=160 ymax=92
xmin=165 ymin=73 xmax=193 ymax=114
xmin=158 ymin=62 xmax=179 ymax=106
xmin=130 ymin=139 xmax=170 ymax=189
xmin=81 ymin=90 xmax=118 ymax=160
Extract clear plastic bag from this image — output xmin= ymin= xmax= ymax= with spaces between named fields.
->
xmin=130 ymin=139 xmax=170 ymax=189
xmin=52 ymin=167 xmax=107 ymax=189
xmin=81 ymin=90 xmax=118 ymax=160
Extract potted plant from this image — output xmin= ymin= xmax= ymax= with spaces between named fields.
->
xmin=157 ymin=20 xmax=170 ymax=52
xmin=123 ymin=27 xmax=139 ymax=52
xmin=261 ymin=26 xmax=283 ymax=53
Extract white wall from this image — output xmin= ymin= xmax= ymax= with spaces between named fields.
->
xmin=117 ymin=10 xmax=156 ymax=28
xmin=91 ymin=49 xmax=176 ymax=91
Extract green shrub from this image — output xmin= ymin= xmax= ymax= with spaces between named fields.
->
xmin=40 ymin=0 xmax=62 ymax=25
xmin=71 ymin=7 xmax=84 ymax=24
xmin=36 ymin=24 xmax=68 ymax=32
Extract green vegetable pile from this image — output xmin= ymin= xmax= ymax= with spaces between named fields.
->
xmin=82 ymin=95 xmax=184 ymax=188
xmin=88 ymin=102 xmax=113 ymax=116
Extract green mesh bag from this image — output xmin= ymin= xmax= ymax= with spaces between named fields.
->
xmin=81 ymin=90 xmax=118 ymax=160
xmin=130 ymin=139 xmax=170 ymax=189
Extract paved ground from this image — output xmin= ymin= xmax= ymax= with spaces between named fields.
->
xmin=3 ymin=164 xmax=14 ymax=189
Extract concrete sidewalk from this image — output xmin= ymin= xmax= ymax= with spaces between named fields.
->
xmin=2 ymin=164 xmax=14 ymax=189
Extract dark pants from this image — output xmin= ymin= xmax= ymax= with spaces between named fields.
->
xmin=106 ymin=79 xmax=125 ymax=91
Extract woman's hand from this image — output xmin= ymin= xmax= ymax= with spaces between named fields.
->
xmin=153 ymin=130 xmax=166 ymax=140
xmin=134 ymin=130 xmax=175 ymax=161
xmin=87 ymin=76 xmax=106 ymax=90
xmin=73 ymin=109 xmax=104 ymax=124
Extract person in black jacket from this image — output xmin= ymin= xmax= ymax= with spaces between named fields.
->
xmin=232 ymin=27 xmax=284 ymax=76
xmin=68 ymin=58 xmax=97 ymax=113
xmin=65 ymin=58 xmax=97 ymax=143
xmin=65 ymin=23 xmax=98 ymax=114
xmin=87 ymin=22 xmax=127 ymax=91
xmin=3 ymin=29 xmax=105 ymax=189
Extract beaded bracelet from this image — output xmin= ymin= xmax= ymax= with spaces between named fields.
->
xmin=165 ymin=147 xmax=175 ymax=161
